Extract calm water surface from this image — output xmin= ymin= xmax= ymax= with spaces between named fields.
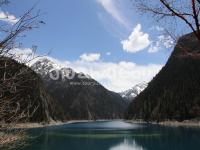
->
xmin=18 ymin=121 xmax=200 ymax=150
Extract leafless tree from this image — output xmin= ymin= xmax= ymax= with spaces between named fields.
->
xmin=0 ymin=1 xmax=44 ymax=148
xmin=133 ymin=0 xmax=200 ymax=56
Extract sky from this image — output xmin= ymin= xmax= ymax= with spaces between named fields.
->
xmin=0 ymin=0 xmax=176 ymax=92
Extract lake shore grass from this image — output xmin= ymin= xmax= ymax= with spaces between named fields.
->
xmin=127 ymin=119 xmax=200 ymax=127
xmin=157 ymin=120 xmax=200 ymax=127
xmin=12 ymin=121 xmax=66 ymax=129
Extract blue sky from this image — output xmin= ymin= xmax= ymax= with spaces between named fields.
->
xmin=0 ymin=0 xmax=176 ymax=92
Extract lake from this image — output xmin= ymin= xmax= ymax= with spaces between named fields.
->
xmin=17 ymin=120 xmax=200 ymax=150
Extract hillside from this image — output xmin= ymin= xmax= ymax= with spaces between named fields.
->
xmin=31 ymin=58 xmax=128 ymax=120
xmin=126 ymin=33 xmax=200 ymax=121
xmin=0 ymin=57 xmax=63 ymax=123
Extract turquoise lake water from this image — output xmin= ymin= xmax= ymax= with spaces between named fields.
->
xmin=17 ymin=121 xmax=200 ymax=150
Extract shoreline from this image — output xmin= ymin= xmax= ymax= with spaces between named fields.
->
xmin=157 ymin=120 xmax=200 ymax=127
xmin=13 ymin=119 xmax=122 ymax=129
xmin=127 ymin=120 xmax=200 ymax=127
xmin=13 ymin=122 xmax=65 ymax=129
xmin=7 ymin=119 xmax=200 ymax=129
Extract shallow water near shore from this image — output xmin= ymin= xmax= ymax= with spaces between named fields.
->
xmin=16 ymin=120 xmax=200 ymax=150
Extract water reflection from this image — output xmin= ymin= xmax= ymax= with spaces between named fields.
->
xmin=110 ymin=139 xmax=144 ymax=150
xmin=18 ymin=121 xmax=200 ymax=150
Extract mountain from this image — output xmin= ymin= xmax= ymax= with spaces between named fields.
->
xmin=126 ymin=33 xmax=200 ymax=122
xmin=31 ymin=58 xmax=127 ymax=120
xmin=120 ymin=82 xmax=147 ymax=101
xmin=0 ymin=57 xmax=62 ymax=123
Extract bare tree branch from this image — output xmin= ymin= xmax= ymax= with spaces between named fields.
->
xmin=0 ymin=2 xmax=44 ymax=148
xmin=134 ymin=0 xmax=200 ymax=55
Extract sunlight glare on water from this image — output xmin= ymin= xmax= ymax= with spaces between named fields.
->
xmin=109 ymin=139 xmax=144 ymax=150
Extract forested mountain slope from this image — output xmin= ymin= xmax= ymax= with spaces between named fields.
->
xmin=126 ymin=33 xmax=200 ymax=121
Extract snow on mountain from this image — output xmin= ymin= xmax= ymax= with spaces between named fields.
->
xmin=30 ymin=57 xmax=91 ymax=80
xmin=29 ymin=58 xmax=128 ymax=120
xmin=120 ymin=82 xmax=148 ymax=101
xmin=31 ymin=58 xmax=64 ymax=75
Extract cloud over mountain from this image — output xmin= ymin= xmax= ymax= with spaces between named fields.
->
xmin=11 ymin=48 xmax=162 ymax=92
xmin=80 ymin=53 xmax=101 ymax=62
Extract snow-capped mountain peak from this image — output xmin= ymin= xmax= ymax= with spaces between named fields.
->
xmin=31 ymin=58 xmax=74 ymax=78
xmin=120 ymin=82 xmax=148 ymax=101
xmin=30 ymin=57 xmax=91 ymax=81
xmin=31 ymin=58 xmax=62 ymax=75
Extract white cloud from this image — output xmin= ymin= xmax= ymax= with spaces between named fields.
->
xmin=96 ymin=0 xmax=130 ymax=29
xmin=106 ymin=52 xmax=111 ymax=55
xmin=64 ymin=60 xmax=162 ymax=92
xmin=8 ymin=48 xmax=35 ymax=63
xmin=148 ymin=26 xmax=174 ymax=53
xmin=121 ymin=24 xmax=151 ymax=53
xmin=148 ymin=35 xmax=174 ymax=53
xmin=11 ymin=48 xmax=163 ymax=92
xmin=158 ymin=35 xmax=174 ymax=48
xmin=151 ymin=26 xmax=164 ymax=32
xmin=80 ymin=53 xmax=101 ymax=62
xmin=0 ymin=11 xmax=19 ymax=24
xmin=148 ymin=41 xmax=160 ymax=53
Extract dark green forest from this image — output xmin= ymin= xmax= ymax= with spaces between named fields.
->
xmin=126 ymin=33 xmax=200 ymax=121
